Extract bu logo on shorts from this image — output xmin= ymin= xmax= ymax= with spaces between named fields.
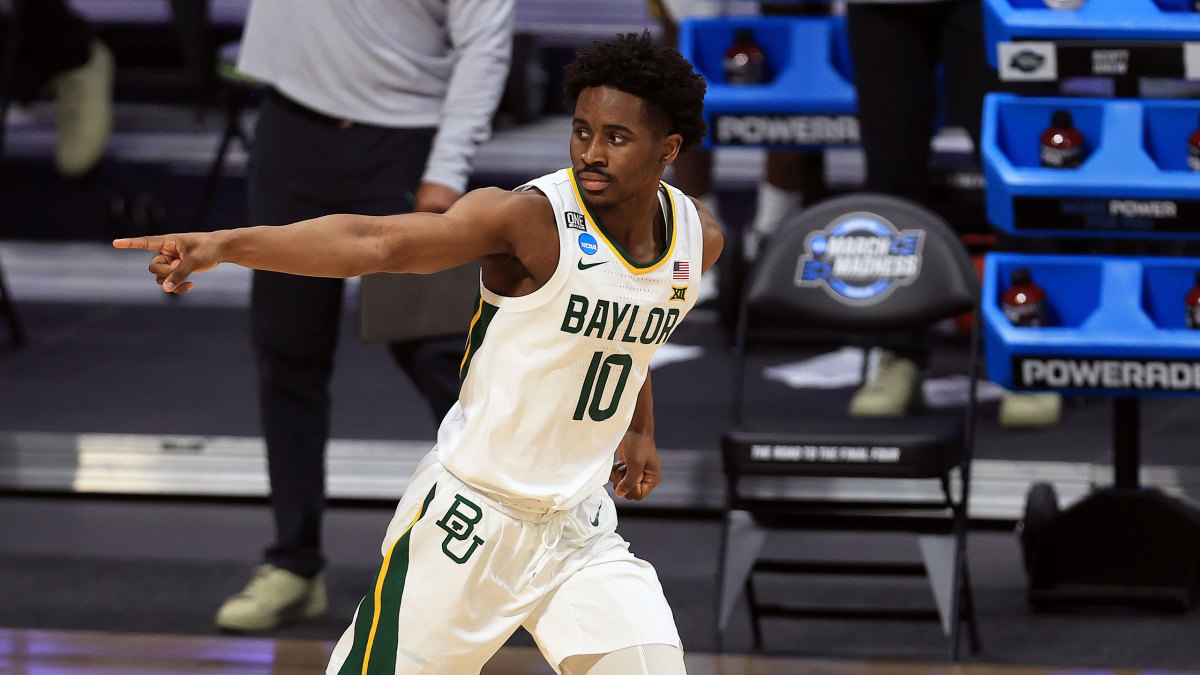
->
xmin=435 ymin=495 xmax=487 ymax=564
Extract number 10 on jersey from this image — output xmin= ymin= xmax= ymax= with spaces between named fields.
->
xmin=573 ymin=351 xmax=633 ymax=421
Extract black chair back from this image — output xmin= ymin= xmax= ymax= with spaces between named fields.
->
xmin=742 ymin=193 xmax=979 ymax=335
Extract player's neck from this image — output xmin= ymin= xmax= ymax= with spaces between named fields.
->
xmin=591 ymin=189 xmax=666 ymax=263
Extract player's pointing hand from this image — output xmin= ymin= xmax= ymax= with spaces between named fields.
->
xmin=113 ymin=232 xmax=223 ymax=295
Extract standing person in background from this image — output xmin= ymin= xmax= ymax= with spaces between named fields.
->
xmin=845 ymin=0 xmax=1059 ymax=428
xmin=1 ymin=0 xmax=113 ymax=177
xmin=215 ymin=0 xmax=514 ymax=633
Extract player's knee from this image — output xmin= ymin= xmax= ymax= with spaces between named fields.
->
xmin=559 ymin=643 xmax=685 ymax=675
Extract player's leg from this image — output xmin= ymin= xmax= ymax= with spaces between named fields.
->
xmin=328 ymin=456 xmax=536 ymax=675
xmin=525 ymin=529 xmax=683 ymax=674
xmin=559 ymin=644 xmax=686 ymax=675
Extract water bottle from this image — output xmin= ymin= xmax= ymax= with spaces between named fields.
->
xmin=1040 ymin=110 xmax=1087 ymax=169
xmin=1003 ymin=268 xmax=1048 ymax=327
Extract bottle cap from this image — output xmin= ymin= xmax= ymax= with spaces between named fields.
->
xmin=1011 ymin=268 xmax=1032 ymax=286
xmin=1051 ymin=110 xmax=1073 ymax=129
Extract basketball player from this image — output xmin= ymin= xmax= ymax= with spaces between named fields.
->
xmin=114 ymin=33 xmax=720 ymax=674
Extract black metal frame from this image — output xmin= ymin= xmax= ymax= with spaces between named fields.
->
xmin=192 ymin=42 xmax=259 ymax=232
xmin=717 ymin=200 xmax=984 ymax=660
xmin=0 ymin=0 xmax=27 ymax=346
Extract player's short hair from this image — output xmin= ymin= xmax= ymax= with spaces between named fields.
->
xmin=563 ymin=31 xmax=707 ymax=152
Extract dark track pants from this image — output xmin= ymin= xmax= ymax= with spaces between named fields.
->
xmin=249 ymin=89 xmax=461 ymax=577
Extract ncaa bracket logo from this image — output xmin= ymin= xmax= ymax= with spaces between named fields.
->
xmin=578 ymin=232 xmax=599 ymax=255
xmin=795 ymin=212 xmax=924 ymax=305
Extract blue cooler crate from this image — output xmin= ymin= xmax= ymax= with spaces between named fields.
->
xmin=983 ymin=252 xmax=1200 ymax=396
xmin=982 ymin=93 xmax=1200 ymax=239
xmin=984 ymin=0 xmax=1200 ymax=82
xmin=678 ymin=16 xmax=857 ymax=149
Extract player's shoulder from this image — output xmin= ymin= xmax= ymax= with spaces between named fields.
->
xmin=672 ymin=192 xmax=724 ymax=272
xmin=457 ymin=186 xmax=552 ymax=219
xmin=673 ymin=193 xmax=720 ymax=237
xmin=452 ymin=187 xmax=558 ymax=258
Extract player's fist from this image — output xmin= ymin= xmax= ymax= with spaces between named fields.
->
xmin=611 ymin=429 xmax=661 ymax=501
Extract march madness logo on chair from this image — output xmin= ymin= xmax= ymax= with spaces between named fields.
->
xmin=795 ymin=212 xmax=925 ymax=305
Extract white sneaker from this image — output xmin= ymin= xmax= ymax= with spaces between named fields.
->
xmin=215 ymin=564 xmax=327 ymax=632
xmin=998 ymin=391 xmax=1062 ymax=429
xmin=848 ymin=350 xmax=921 ymax=417
xmin=49 ymin=39 xmax=114 ymax=177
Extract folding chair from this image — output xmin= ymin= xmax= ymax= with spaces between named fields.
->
xmin=717 ymin=193 xmax=982 ymax=659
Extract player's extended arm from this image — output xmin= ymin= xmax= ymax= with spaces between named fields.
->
xmin=611 ymin=372 xmax=661 ymax=501
xmin=113 ymin=187 xmax=526 ymax=294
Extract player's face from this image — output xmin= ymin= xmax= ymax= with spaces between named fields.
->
xmin=570 ymin=86 xmax=679 ymax=209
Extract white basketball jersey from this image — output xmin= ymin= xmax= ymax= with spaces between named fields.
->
xmin=436 ymin=168 xmax=706 ymax=510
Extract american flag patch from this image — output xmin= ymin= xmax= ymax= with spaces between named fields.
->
xmin=673 ymin=261 xmax=690 ymax=281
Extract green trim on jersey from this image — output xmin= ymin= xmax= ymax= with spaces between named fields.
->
xmin=338 ymin=485 xmax=438 ymax=675
xmin=459 ymin=295 xmax=499 ymax=386
xmin=568 ymin=167 xmax=677 ymax=274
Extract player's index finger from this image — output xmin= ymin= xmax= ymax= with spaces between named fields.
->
xmin=112 ymin=237 xmax=160 ymax=250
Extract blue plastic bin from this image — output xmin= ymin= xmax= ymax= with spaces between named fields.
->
xmin=982 ymin=93 xmax=1200 ymax=239
xmin=985 ymin=0 xmax=1200 ymax=62
xmin=983 ymin=252 xmax=1200 ymax=396
xmin=678 ymin=16 xmax=857 ymax=149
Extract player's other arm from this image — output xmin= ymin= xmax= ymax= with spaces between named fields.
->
xmin=611 ymin=372 xmax=661 ymax=501
xmin=689 ymin=195 xmax=725 ymax=275
xmin=113 ymin=187 xmax=530 ymax=294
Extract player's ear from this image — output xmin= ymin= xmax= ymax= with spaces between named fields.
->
xmin=659 ymin=133 xmax=683 ymax=166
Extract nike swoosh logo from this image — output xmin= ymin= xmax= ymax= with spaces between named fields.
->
xmin=591 ymin=505 xmax=602 ymax=527
xmin=577 ymin=260 xmax=608 ymax=271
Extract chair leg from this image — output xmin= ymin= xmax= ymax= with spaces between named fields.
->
xmin=948 ymin=527 xmax=982 ymax=661
xmin=0 ymin=0 xmax=23 ymax=160
xmin=192 ymin=98 xmax=241 ymax=231
xmin=714 ymin=512 xmax=733 ymax=654
xmin=947 ymin=544 xmax=963 ymax=662
xmin=745 ymin=577 xmax=764 ymax=650
xmin=0 ymin=3 xmax=28 ymax=347
xmin=0 ymin=260 xmax=25 ymax=347
xmin=716 ymin=510 xmax=768 ymax=651
xmin=960 ymin=558 xmax=982 ymax=655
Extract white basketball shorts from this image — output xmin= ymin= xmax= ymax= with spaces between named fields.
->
xmin=326 ymin=451 xmax=682 ymax=674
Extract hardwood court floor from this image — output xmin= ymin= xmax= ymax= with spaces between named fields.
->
xmin=3 ymin=629 xmax=1198 ymax=675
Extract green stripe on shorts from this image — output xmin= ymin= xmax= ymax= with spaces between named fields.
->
xmin=338 ymin=484 xmax=437 ymax=675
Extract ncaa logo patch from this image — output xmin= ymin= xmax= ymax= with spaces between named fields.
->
xmin=795 ymin=212 xmax=924 ymax=305
xmin=578 ymin=233 xmax=599 ymax=256
xmin=565 ymin=211 xmax=587 ymax=231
